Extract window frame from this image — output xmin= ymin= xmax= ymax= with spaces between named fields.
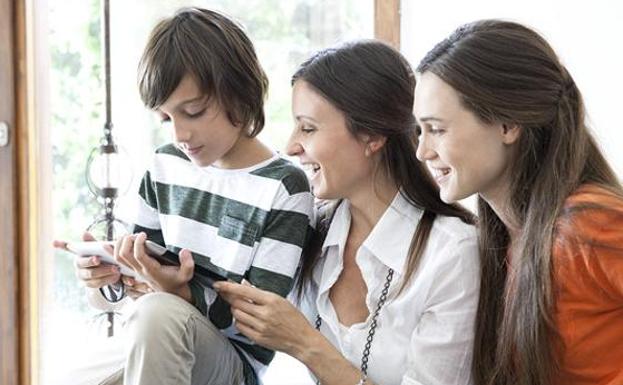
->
xmin=375 ymin=0 xmax=401 ymax=48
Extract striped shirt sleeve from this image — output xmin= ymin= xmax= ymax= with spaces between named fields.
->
xmin=247 ymin=178 xmax=314 ymax=296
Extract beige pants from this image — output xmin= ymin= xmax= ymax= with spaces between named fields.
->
xmin=99 ymin=292 xmax=245 ymax=385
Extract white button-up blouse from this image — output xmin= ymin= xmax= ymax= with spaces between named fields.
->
xmin=302 ymin=192 xmax=480 ymax=385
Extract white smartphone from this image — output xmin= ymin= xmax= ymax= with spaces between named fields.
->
xmin=66 ymin=239 xmax=227 ymax=288
xmin=66 ymin=240 xmax=144 ymax=281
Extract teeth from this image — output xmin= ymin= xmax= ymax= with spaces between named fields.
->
xmin=302 ymin=163 xmax=321 ymax=180
xmin=303 ymin=164 xmax=320 ymax=172
xmin=432 ymin=168 xmax=450 ymax=178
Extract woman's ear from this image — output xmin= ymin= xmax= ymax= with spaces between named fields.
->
xmin=364 ymin=135 xmax=387 ymax=156
xmin=501 ymin=123 xmax=521 ymax=145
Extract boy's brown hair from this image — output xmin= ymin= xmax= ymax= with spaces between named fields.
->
xmin=138 ymin=7 xmax=268 ymax=136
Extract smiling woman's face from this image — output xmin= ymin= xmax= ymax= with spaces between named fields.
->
xmin=286 ymin=80 xmax=373 ymax=200
xmin=414 ymin=71 xmax=518 ymax=204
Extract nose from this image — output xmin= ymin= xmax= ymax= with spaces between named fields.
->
xmin=285 ymin=131 xmax=303 ymax=157
xmin=170 ymin=119 xmax=191 ymax=144
xmin=416 ymin=132 xmax=436 ymax=162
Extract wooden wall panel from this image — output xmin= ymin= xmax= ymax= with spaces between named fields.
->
xmin=375 ymin=0 xmax=401 ymax=48
xmin=15 ymin=0 xmax=36 ymax=383
xmin=0 ymin=0 xmax=20 ymax=383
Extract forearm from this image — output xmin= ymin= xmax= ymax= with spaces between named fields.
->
xmin=294 ymin=329 xmax=375 ymax=385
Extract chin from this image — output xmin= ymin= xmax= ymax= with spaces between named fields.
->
xmin=311 ymin=185 xmax=337 ymax=200
xmin=189 ymin=156 xmax=214 ymax=168
xmin=190 ymin=160 xmax=208 ymax=167
xmin=440 ymin=195 xmax=457 ymax=204
xmin=312 ymin=189 xmax=329 ymax=200
xmin=439 ymin=189 xmax=460 ymax=204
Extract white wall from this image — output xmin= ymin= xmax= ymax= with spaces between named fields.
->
xmin=401 ymin=0 xmax=623 ymax=179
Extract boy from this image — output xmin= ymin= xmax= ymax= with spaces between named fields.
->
xmin=67 ymin=7 xmax=313 ymax=385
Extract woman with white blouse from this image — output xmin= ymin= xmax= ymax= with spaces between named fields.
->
xmin=215 ymin=40 xmax=480 ymax=385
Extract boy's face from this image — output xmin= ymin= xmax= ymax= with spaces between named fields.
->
xmin=156 ymin=74 xmax=243 ymax=168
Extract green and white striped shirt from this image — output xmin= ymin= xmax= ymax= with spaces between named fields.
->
xmin=128 ymin=143 xmax=314 ymax=384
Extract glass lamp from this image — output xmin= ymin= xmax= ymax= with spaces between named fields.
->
xmin=85 ymin=135 xmax=132 ymax=241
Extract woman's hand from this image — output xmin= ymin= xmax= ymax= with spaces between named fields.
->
xmin=114 ymin=232 xmax=194 ymax=302
xmin=214 ymin=281 xmax=316 ymax=357
xmin=216 ymin=282 xmax=372 ymax=385
xmin=54 ymin=232 xmax=122 ymax=289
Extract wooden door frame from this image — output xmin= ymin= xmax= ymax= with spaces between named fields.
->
xmin=16 ymin=0 xmax=47 ymax=384
xmin=16 ymin=0 xmax=32 ymax=384
xmin=4 ymin=1 xmax=41 ymax=385
xmin=0 ymin=0 xmax=20 ymax=380
xmin=375 ymin=0 xmax=401 ymax=48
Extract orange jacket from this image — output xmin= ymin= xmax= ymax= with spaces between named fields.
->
xmin=552 ymin=184 xmax=623 ymax=385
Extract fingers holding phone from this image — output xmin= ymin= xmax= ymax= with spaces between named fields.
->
xmin=58 ymin=232 xmax=195 ymax=301
xmin=75 ymin=256 xmax=121 ymax=289
xmin=115 ymin=234 xmax=137 ymax=272
xmin=114 ymin=233 xmax=162 ymax=283
xmin=122 ymin=275 xmax=153 ymax=300
xmin=130 ymin=233 xmax=195 ymax=301
xmin=54 ymin=232 xmax=122 ymax=289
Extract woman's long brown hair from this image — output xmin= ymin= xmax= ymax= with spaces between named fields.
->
xmin=293 ymin=40 xmax=474 ymax=299
xmin=418 ymin=20 xmax=622 ymax=385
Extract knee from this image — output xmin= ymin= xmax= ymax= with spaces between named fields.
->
xmin=125 ymin=292 xmax=194 ymax=340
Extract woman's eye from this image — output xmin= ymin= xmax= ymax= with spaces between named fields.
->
xmin=301 ymin=126 xmax=316 ymax=134
xmin=428 ymin=126 xmax=445 ymax=135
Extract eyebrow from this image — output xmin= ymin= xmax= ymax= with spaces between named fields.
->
xmin=295 ymin=114 xmax=320 ymax=123
xmin=418 ymin=116 xmax=445 ymax=123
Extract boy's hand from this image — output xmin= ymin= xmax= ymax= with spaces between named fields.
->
xmin=115 ymin=232 xmax=194 ymax=302
xmin=54 ymin=232 xmax=122 ymax=289
xmin=122 ymin=275 xmax=154 ymax=300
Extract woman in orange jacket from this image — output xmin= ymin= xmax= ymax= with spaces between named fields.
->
xmin=414 ymin=19 xmax=623 ymax=385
